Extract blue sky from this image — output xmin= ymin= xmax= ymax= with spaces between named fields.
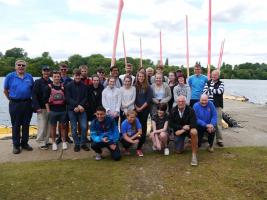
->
xmin=0 ymin=0 xmax=266 ymax=66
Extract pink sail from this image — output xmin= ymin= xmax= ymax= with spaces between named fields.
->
xmin=218 ymin=39 xmax=225 ymax=71
xmin=140 ymin=37 xmax=143 ymax=68
xmin=159 ymin=30 xmax=163 ymax=66
xmin=207 ymin=0 xmax=212 ymax=79
xmin=186 ymin=15 xmax=190 ymax=78
xmin=122 ymin=32 xmax=127 ymax=66
xmin=111 ymin=0 xmax=124 ymax=67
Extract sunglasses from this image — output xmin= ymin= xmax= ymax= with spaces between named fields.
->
xmin=17 ymin=64 xmax=26 ymax=67
xmin=98 ymin=71 xmax=104 ymax=74
xmin=60 ymin=68 xmax=67 ymax=71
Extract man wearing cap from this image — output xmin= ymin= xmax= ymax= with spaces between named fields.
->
xmin=119 ymin=63 xmax=135 ymax=85
xmin=32 ymin=65 xmax=52 ymax=149
xmin=4 ymin=60 xmax=34 ymax=154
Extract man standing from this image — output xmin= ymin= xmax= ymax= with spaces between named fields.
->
xmin=151 ymin=65 xmax=168 ymax=84
xmin=79 ymin=65 xmax=92 ymax=86
xmin=119 ymin=63 xmax=135 ymax=85
xmin=65 ymin=69 xmax=89 ymax=152
xmin=188 ymin=63 xmax=208 ymax=107
xmin=32 ymin=65 xmax=52 ymax=150
xmin=88 ymin=75 xmax=104 ymax=121
xmin=103 ymin=66 xmax=122 ymax=88
xmin=193 ymin=94 xmax=217 ymax=152
xmin=169 ymin=95 xmax=198 ymax=166
xmin=4 ymin=60 xmax=34 ymax=154
xmin=203 ymin=70 xmax=224 ymax=147
xmin=57 ymin=63 xmax=73 ymax=144
xmin=90 ymin=106 xmax=121 ymax=161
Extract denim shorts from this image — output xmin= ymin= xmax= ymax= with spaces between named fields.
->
xmin=48 ymin=111 xmax=66 ymax=125
xmin=174 ymin=132 xmax=190 ymax=152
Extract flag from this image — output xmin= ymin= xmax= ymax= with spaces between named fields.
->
xmin=111 ymin=0 xmax=124 ymax=67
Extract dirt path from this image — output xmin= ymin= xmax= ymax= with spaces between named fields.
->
xmin=0 ymin=99 xmax=266 ymax=163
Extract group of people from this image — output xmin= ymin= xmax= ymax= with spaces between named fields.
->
xmin=3 ymin=59 xmax=224 ymax=166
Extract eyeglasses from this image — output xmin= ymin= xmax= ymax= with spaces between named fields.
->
xmin=98 ymin=71 xmax=104 ymax=74
xmin=60 ymin=69 xmax=67 ymax=71
xmin=17 ymin=64 xmax=26 ymax=67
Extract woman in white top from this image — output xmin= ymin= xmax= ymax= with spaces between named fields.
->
xmin=151 ymin=73 xmax=172 ymax=116
xmin=120 ymin=75 xmax=136 ymax=125
xmin=173 ymin=75 xmax=191 ymax=107
xmin=102 ymin=76 xmax=122 ymax=125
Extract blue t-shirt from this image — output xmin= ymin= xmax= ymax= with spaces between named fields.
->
xmin=4 ymin=72 xmax=34 ymax=99
xmin=121 ymin=118 xmax=142 ymax=137
xmin=188 ymin=74 xmax=208 ymax=100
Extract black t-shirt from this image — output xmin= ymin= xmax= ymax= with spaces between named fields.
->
xmin=152 ymin=113 xmax=169 ymax=130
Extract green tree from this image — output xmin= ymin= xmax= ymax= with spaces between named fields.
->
xmin=5 ymin=47 xmax=27 ymax=59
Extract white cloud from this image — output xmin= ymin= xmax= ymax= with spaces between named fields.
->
xmin=1 ymin=0 xmax=267 ymax=66
xmin=0 ymin=0 xmax=21 ymax=6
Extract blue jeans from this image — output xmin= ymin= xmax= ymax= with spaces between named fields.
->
xmin=91 ymin=142 xmax=121 ymax=161
xmin=9 ymin=100 xmax=33 ymax=147
xmin=68 ymin=111 xmax=87 ymax=145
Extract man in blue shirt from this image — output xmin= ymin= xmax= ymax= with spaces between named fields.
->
xmin=193 ymin=94 xmax=217 ymax=152
xmin=90 ymin=106 xmax=121 ymax=161
xmin=4 ymin=59 xmax=34 ymax=154
xmin=188 ymin=63 xmax=208 ymax=107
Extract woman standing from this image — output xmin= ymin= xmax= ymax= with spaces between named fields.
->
xmin=134 ymin=71 xmax=153 ymax=157
xmin=102 ymin=76 xmax=121 ymax=125
xmin=168 ymin=71 xmax=177 ymax=109
xmin=151 ymin=73 xmax=172 ymax=116
xmin=120 ymin=75 xmax=136 ymax=125
xmin=173 ymin=75 xmax=191 ymax=107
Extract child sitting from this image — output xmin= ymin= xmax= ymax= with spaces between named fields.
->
xmin=150 ymin=103 xmax=170 ymax=155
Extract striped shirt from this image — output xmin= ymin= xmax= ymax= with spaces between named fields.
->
xmin=203 ymin=80 xmax=224 ymax=102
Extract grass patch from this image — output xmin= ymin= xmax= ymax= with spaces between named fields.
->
xmin=0 ymin=147 xmax=267 ymax=200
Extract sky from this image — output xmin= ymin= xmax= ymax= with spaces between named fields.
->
xmin=0 ymin=0 xmax=266 ymax=67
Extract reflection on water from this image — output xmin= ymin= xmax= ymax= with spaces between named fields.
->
xmin=0 ymin=77 xmax=267 ymax=126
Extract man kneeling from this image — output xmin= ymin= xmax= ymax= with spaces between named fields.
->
xmin=169 ymin=95 xmax=198 ymax=166
xmin=90 ymin=106 xmax=121 ymax=161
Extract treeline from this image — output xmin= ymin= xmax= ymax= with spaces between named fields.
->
xmin=1 ymin=47 xmax=267 ymax=79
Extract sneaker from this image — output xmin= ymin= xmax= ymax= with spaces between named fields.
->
xmin=74 ymin=145 xmax=80 ymax=152
xmin=152 ymin=145 xmax=157 ymax=151
xmin=62 ymin=142 xmax=68 ymax=150
xmin=56 ymin=137 xmax=62 ymax=145
xmin=191 ymin=154 xmax=198 ymax=166
xmin=66 ymin=137 xmax=73 ymax=144
xmin=136 ymin=150 xmax=144 ymax=157
xmin=207 ymin=146 xmax=214 ymax=153
xmin=164 ymin=148 xmax=170 ymax=156
xmin=81 ymin=144 xmax=90 ymax=151
xmin=95 ymin=153 xmax=102 ymax=161
xmin=21 ymin=144 xmax=33 ymax=151
xmin=13 ymin=146 xmax=21 ymax=154
xmin=217 ymin=141 xmax=224 ymax=147
xmin=52 ymin=143 xmax=58 ymax=151
xmin=39 ymin=144 xmax=49 ymax=150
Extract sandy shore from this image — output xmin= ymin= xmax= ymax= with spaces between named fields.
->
xmin=0 ymin=99 xmax=266 ymax=163
xmin=222 ymin=99 xmax=267 ymax=147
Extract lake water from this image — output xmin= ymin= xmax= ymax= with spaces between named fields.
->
xmin=0 ymin=77 xmax=267 ymax=126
